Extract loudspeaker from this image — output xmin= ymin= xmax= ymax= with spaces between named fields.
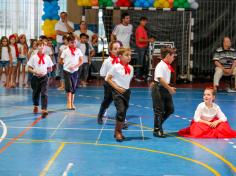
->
xmin=90 ymin=57 xmax=104 ymax=76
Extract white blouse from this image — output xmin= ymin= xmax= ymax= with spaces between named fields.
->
xmin=100 ymin=56 xmax=120 ymax=77
xmin=106 ymin=63 xmax=133 ymax=89
xmin=193 ymin=102 xmax=227 ymax=122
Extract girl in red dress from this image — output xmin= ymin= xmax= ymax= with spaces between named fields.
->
xmin=178 ymin=87 xmax=236 ymax=138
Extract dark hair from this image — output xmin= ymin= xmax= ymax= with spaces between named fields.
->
xmin=39 ymin=35 xmax=47 ymax=40
xmin=121 ymin=12 xmax=130 ymax=20
xmin=80 ymin=33 xmax=89 ymax=39
xmin=80 ymin=21 xmax=87 ymax=25
xmin=30 ymin=39 xmax=37 ymax=48
xmin=140 ymin=16 xmax=148 ymax=21
xmin=160 ymin=47 xmax=176 ymax=59
xmin=60 ymin=12 xmax=67 ymax=16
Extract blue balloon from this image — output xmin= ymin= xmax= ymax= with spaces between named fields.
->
xmin=134 ymin=1 xmax=141 ymax=7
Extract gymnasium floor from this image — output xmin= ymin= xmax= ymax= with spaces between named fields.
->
xmin=0 ymin=87 xmax=236 ymax=176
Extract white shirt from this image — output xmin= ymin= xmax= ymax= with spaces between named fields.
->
xmin=59 ymin=45 xmax=68 ymax=53
xmin=193 ymin=102 xmax=227 ymax=122
xmin=112 ymin=24 xmax=133 ymax=47
xmin=43 ymin=46 xmax=53 ymax=56
xmin=74 ymin=30 xmax=94 ymax=44
xmin=1 ymin=47 xmax=10 ymax=61
xmin=55 ymin=20 xmax=74 ymax=43
xmin=61 ymin=48 xmax=83 ymax=73
xmin=28 ymin=49 xmax=38 ymax=57
xmin=10 ymin=45 xmax=17 ymax=62
xmin=106 ymin=63 xmax=133 ymax=89
xmin=18 ymin=43 xmax=27 ymax=58
xmin=100 ymin=56 xmax=120 ymax=77
xmin=154 ymin=60 xmax=171 ymax=84
xmin=76 ymin=42 xmax=94 ymax=63
xmin=27 ymin=54 xmax=53 ymax=76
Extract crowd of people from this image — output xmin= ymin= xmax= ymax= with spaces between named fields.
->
xmin=1 ymin=11 xmax=236 ymax=142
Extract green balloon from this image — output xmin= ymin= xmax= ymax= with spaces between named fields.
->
xmin=106 ymin=0 xmax=113 ymax=6
xmin=178 ymin=0 xmax=185 ymax=4
xmin=173 ymin=1 xmax=179 ymax=8
xmin=184 ymin=2 xmax=190 ymax=8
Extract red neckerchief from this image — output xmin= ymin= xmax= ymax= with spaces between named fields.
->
xmin=37 ymin=53 xmax=45 ymax=64
xmin=110 ymin=54 xmax=119 ymax=64
xmin=163 ymin=60 xmax=174 ymax=73
xmin=120 ymin=61 xmax=131 ymax=75
xmin=69 ymin=47 xmax=76 ymax=56
xmin=14 ymin=43 xmax=19 ymax=57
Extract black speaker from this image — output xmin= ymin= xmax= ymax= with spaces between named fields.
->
xmin=90 ymin=57 xmax=104 ymax=76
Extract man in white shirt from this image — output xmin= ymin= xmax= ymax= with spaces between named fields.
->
xmin=55 ymin=12 xmax=74 ymax=45
xmin=152 ymin=47 xmax=176 ymax=138
xmin=111 ymin=13 xmax=133 ymax=48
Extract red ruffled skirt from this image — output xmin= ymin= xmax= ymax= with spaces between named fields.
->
xmin=178 ymin=118 xmax=236 ymax=138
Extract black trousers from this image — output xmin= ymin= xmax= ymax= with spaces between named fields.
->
xmin=151 ymin=82 xmax=174 ymax=126
xmin=112 ymin=89 xmax=131 ymax=122
xmin=31 ymin=75 xmax=48 ymax=110
xmin=98 ymin=81 xmax=113 ymax=118
xmin=64 ymin=70 xmax=78 ymax=94
xmin=78 ymin=63 xmax=89 ymax=81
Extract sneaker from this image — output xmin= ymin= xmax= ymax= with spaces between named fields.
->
xmin=227 ymin=88 xmax=236 ymax=93
xmin=33 ymin=106 xmax=38 ymax=114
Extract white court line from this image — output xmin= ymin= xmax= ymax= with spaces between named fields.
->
xmin=62 ymin=162 xmax=74 ymax=176
xmin=0 ymin=120 xmax=7 ymax=143
xmin=139 ymin=116 xmax=145 ymax=141
xmin=50 ymin=115 xmax=68 ymax=138
xmin=4 ymin=126 xmax=154 ymax=131
xmin=95 ymin=117 xmax=108 ymax=145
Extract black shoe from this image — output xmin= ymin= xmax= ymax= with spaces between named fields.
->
xmin=122 ymin=122 xmax=128 ymax=130
xmin=97 ymin=117 xmax=103 ymax=125
xmin=153 ymin=129 xmax=165 ymax=138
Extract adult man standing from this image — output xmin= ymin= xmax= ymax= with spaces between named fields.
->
xmin=55 ymin=12 xmax=74 ymax=46
xmin=213 ymin=37 xmax=236 ymax=91
xmin=135 ymin=17 xmax=155 ymax=81
xmin=111 ymin=12 xmax=133 ymax=48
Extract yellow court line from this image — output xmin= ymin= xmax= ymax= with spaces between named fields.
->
xmin=52 ymin=112 xmax=236 ymax=173
xmin=9 ymin=138 xmax=220 ymax=176
xmin=39 ymin=142 xmax=65 ymax=176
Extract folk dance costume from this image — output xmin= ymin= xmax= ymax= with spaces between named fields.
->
xmin=152 ymin=60 xmax=174 ymax=138
xmin=178 ymin=102 xmax=236 ymax=138
xmin=97 ymin=54 xmax=120 ymax=124
xmin=106 ymin=61 xmax=133 ymax=141
xmin=61 ymin=47 xmax=83 ymax=109
xmin=27 ymin=53 xmax=53 ymax=117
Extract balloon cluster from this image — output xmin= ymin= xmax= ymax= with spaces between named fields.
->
xmin=77 ymin=0 xmax=91 ymax=6
xmin=99 ymin=0 xmax=113 ymax=7
xmin=173 ymin=0 xmax=198 ymax=9
xmin=42 ymin=0 xmax=60 ymax=20
xmin=116 ymin=0 xmax=132 ymax=7
xmin=154 ymin=0 xmax=173 ymax=8
xmin=42 ymin=20 xmax=58 ymax=39
xmin=187 ymin=0 xmax=199 ymax=9
xmin=134 ymin=0 xmax=154 ymax=7
xmin=42 ymin=0 xmax=60 ymax=39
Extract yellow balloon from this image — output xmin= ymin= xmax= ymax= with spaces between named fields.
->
xmin=163 ymin=1 xmax=170 ymax=8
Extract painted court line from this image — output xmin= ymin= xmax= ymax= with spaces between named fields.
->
xmin=40 ymin=143 xmax=65 ymax=176
xmin=50 ymin=115 xmax=68 ymax=138
xmin=95 ymin=117 xmax=108 ymax=145
xmin=0 ymin=120 xmax=7 ymax=143
xmin=139 ymin=116 xmax=145 ymax=141
xmin=3 ymin=126 xmax=154 ymax=132
xmin=62 ymin=162 xmax=74 ymax=176
xmin=0 ymin=116 xmax=42 ymax=154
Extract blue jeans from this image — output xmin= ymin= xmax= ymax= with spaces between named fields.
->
xmin=136 ymin=47 xmax=148 ymax=78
